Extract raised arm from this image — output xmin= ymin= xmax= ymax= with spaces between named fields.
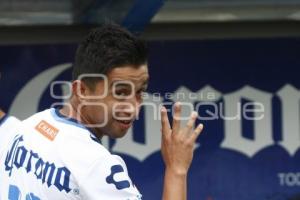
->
xmin=161 ymin=102 xmax=203 ymax=200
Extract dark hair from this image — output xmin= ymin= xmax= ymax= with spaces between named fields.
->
xmin=72 ymin=23 xmax=148 ymax=89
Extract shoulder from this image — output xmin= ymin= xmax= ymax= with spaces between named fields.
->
xmin=0 ymin=115 xmax=20 ymax=129
xmin=0 ymin=114 xmax=21 ymax=135
xmin=21 ymin=108 xmax=54 ymax=125
xmin=0 ymin=115 xmax=21 ymax=155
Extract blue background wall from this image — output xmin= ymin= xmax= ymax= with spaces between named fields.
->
xmin=1 ymin=38 xmax=300 ymax=200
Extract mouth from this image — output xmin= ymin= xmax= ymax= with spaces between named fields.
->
xmin=114 ymin=119 xmax=133 ymax=129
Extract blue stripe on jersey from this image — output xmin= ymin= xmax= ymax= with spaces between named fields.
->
xmin=0 ymin=114 xmax=9 ymax=127
xmin=50 ymin=108 xmax=102 ymax=144
xmin=89 ymin=133 xmax=102 ymax=144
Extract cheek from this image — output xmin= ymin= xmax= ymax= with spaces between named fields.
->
xmin=84 ymin=102 xmax=108 ymax=121
xmin=102 ymin=99 xmax=115 ymax=118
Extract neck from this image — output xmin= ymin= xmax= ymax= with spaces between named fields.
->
xmin=59 ymin=99 xmax=104 ymax=139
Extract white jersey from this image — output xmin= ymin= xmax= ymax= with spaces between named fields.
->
xmin=0 ymin=108 xmax=142 ymax=200
xmin=0 ymin=115 xmax=21 ymax=157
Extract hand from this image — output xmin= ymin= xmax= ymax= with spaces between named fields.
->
xmin=160 ymin=102 xmax=204 ymax=175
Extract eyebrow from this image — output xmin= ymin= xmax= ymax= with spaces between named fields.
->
xmin=110 ymin=78 xmax=149 ymax=88
xmin=113 ymin=82 xmax=132 ymax=88
xmin=110 ymin=80 xmax=130 ymax=88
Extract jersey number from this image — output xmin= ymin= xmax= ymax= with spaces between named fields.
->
xmin=9 ymin=184 xmax=41 ymax=200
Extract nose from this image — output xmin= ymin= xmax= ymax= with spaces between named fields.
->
xmin=113 ymin=101 xmax=136 ymax=119
xmin=126 ymin=94 xmax=143 ymax=116
xmin=124 ymin=94 xmax=143 ymax=118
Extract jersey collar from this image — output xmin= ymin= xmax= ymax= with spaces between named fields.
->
xmin=50 ymin=108 xmax=102 ymax=145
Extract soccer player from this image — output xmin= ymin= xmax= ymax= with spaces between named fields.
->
xmin=0 ymin=24 xmax=203 ymax=200
xmin=0 ymin=109 xmax=21 ymax=160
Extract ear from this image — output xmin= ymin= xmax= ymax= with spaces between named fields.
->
xmin=71 ymin=80 xmax=91 ymax=99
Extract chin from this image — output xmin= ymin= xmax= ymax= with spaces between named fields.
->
xmin=110 ymin=130 xmax=129 ymax=139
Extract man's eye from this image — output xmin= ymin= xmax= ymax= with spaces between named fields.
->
xmin=115 ymin=89 xmax=131 ymax=96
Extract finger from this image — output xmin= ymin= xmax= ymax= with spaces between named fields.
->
xmin=184 ymin=111 xmax=198 ymax=134
xmin=161 ymin=106 xmax=171 ymax=137
xmin=189 ymin=123 xmax=204 ymax=142
xmin=172 ymin=102 xmax=181 ymax=133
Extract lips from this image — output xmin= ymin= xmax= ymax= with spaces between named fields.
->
xmin=117 ymin=120 xmax=132 ymax=124
xmin=115 ymin=119 xmax=133 ymax=129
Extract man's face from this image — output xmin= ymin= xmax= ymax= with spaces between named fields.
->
xmin=80 ymin=65 xmax=149 ymax=138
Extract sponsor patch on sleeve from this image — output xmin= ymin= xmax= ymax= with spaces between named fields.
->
xmin=35 ymin=120 xmax=59 ymax=141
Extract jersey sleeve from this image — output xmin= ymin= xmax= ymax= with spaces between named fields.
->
xmin=79 ymin=155 xmax=142 ymax=200
xmin=0 ymin=116 xmax=21 ymax=155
